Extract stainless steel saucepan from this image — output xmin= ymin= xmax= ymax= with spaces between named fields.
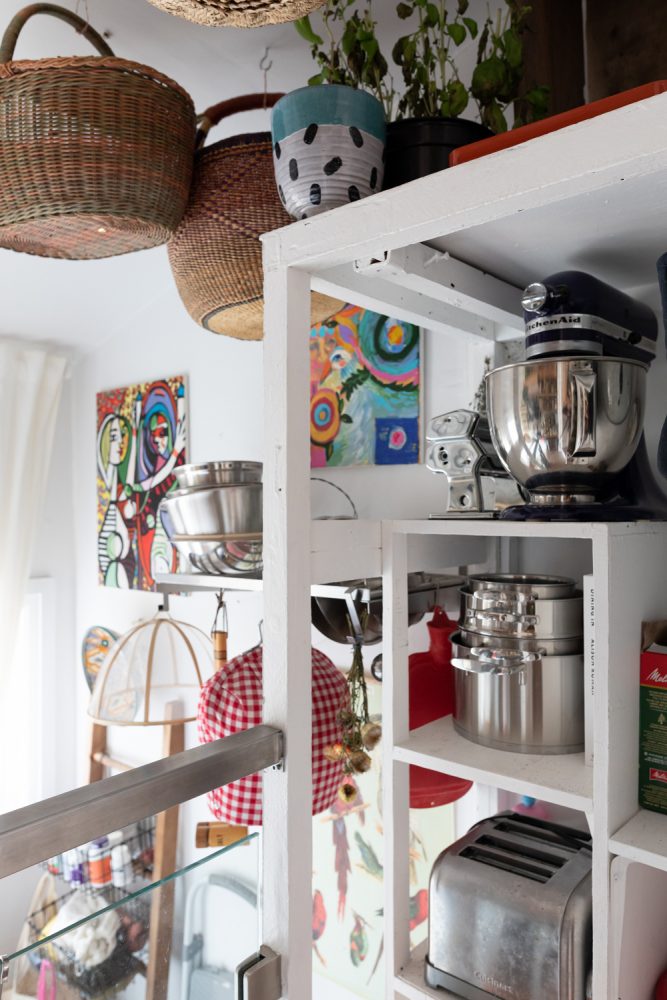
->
xmin=466 ymin=574 xmax=575 ymax=600
xmin=450 ymin=633 xmax=585 ymax=754
xmin=460 ymin=589 xmax=583 ymax=640
xmin=457 ymin=627 xmax=581 ymax=656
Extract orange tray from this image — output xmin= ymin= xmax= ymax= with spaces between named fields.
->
xmin=449 ymin=81 xmax=667 ymax=166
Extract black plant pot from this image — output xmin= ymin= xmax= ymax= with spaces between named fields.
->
xmin=383 ymin=117 xmax=493 ymax=189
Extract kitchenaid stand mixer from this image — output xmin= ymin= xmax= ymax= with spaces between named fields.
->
xmin=486 ymin=267 xmax=667 ymax=521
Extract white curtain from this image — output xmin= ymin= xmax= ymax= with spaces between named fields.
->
xmin=0 ymin=340 xmax=66 ymax=699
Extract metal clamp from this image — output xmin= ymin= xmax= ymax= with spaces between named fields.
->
xmin=0 ymin=955 xmax=9 ymax=1000
xmin=236 ymin=945 xmax=281 ymax=1000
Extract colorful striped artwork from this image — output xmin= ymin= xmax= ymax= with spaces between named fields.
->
xmin=310 ymin=305 xmax=420 ymax=468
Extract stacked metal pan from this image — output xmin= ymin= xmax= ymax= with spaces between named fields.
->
xmin=451 ymin=574 xmax=584 ymax=754
xmin=161 ymin=461 xmax=263 ymax=576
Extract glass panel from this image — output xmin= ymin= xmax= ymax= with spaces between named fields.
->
xmin=2 ymin=828 xmax=260 ymax=1000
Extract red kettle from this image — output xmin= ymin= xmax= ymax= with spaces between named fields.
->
xmin=409 ymin=606 xmax=472 ymax=808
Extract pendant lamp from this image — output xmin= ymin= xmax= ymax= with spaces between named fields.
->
xmin=145 ymin=0 xmax=325 ymax=28
xmin=88 ymin=606 xmax=214 ymax=726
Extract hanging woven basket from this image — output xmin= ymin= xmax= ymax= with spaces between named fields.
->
xmin=167 ymin=93 xmax=341 ymax=340
xmin=145 ymin=0 xmax=325 ymax=29
xmin=0 ymin=4 xmax=196 ymax=260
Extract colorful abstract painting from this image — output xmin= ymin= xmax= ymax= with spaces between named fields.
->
xmin=310 ymin=305 xmax=420 ymax=468
xmin=97 ymin=376 xmax=187 ymax=591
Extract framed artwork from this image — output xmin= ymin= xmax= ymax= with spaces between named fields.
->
xmin=96 ymin=375 xmax=187 ymax=591
xmin=310 ymin=305 xmax=420 ymax=468
xmin=312 ymin=678 xmax=455 ymax=998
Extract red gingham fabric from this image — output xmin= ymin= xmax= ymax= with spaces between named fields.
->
xmin=197 ymin=646 xmax=348 ymax=825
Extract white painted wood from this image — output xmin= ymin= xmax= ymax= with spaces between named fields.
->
xmin=262 ymin=264 xmax=313 ymax=1000
xmin=591 ymin=526 xmax=667 ymax=998
xmin=262 ymin=93 xmax=667 ymax=276
xmin=310 ymin=518 xmax=382 ymax=581
xmin=382 ymin=525 xmax=411 ymax=1000
xmin=610 ymin=809 xmax=667 ymax=872
xmin=394 ymin=716 xmax=592 ymax=812
xmin=610 ymin=856 xmax=667 ymax=1000
xmin=356 ymin=245 xmax=524 ymax=333
xmin=311 ymin=264 xmax=497 ymax=342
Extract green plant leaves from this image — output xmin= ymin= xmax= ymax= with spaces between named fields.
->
xmin=397 ymin=1 xmax=413 ymax=17
xmin=294 ymin=15 xmax=323 ymax=46
xmin=471 ymin=55 xmax=508 ymax=100
xmin=446 ymin=22 xmax=466 ymax=45
xmin=463 ymin=17 xmax=478 ymax=38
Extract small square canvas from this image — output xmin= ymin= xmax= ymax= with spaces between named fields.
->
xmin=96 ymin=375 xmax=187 ymax=591
xmin=310 ymin=305 xmax=420 ymax=468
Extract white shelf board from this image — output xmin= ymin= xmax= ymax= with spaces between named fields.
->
xmin=395 ymin=942 xmax=458 ymax=1000
xmin=394 ymin=716 xmax=592 ymax=812
xmin=391 ymin=518 xmax=667 ymax=541
xmin=262 ymin=91 xmax=667 ymax=296
xmin=610 ymin=809 xmax=667 ymax=873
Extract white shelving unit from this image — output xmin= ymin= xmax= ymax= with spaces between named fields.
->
xmin=260 ymin=90 xmax=667 ymax=1000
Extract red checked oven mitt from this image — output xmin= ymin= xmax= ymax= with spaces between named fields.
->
xmin=198 ymin=645 xmax=348 ymax=825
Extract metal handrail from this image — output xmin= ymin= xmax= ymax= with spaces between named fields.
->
xmin=0 ymin=725 xmax=283 ymax=879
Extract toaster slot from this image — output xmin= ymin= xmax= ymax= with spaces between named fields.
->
xmin=475 ymin=834 xmax=568 ymax=871
xmin=460 ymin=844 xmax=556 ymax=882
xmin=492 ymin=816 xmax=592 ymax=854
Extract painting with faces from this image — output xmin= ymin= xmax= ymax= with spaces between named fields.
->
xmin=96 ymin=376 xmax=187 ymax=590
xmin=310 ymin=305 xmax=420 ymax=468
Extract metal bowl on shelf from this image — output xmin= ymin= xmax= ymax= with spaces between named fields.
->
xmin=162 ymin=483 xmax=262 ymax=537
xmin=173 ymin=461 xmax=262 ymax=490
xmin=311 ymin=573 xmax=462 ymax=645
xmin=172 ymin=534 xmax=263 ymax=576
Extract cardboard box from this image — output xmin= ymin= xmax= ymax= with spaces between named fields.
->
xmin=639 ymin=622 xmax=667 ymax=814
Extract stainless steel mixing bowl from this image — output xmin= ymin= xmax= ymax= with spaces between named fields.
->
xmin=161 ymin=483 xmax=262 ymax=537
xmin=172 ymin=534 xmax=263 ymax=576
xmin=173 ymin=461 xmax=262 ymax=489
xmin=486 ymin=356 xmax=648 ymax=503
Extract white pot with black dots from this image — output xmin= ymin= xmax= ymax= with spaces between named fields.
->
xmin=271 ymin=84 xmax=386 ymax=219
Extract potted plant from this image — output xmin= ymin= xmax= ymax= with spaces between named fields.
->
xmin=295 ymin=0 xmax=549 ymax=189
xmin=271 ymin=0 xmax=387 ymax=220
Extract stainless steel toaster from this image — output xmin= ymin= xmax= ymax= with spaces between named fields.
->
xmin=426 ymin=812 xmax=592 ymax=999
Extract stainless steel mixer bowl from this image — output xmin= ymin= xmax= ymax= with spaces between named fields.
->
xmin=162 ymin=483 xmax=262 ymax=537
xmin=485 ymin=356 xmax=648 ymax=502
xmin=173 ymin=461 xmax=262 ymax=489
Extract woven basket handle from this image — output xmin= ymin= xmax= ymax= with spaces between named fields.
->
xmin=0 ymin=3 xmax=114 ymax=63
xmin=197 ymin=92 xmax=284 ymax=147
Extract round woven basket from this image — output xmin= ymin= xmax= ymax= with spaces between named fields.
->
xmin=168 ymin=93 xmax=341 ymax=340
xmin=146 ymin=0 xmax=325 ymax=28
xmin=0 ymin=4 xmax=196 ymax=260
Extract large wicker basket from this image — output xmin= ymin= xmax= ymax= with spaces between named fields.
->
xmin=0 ymin=4 xmax=196 ymax=260
xmin=146 ymin=0 xmax=325 ymax=28
xmin=168 ymin=93 xmax=341 ymax=340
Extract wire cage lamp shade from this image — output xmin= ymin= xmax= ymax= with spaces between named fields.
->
xmin=88 ymin=610 xmax=214 ymax=726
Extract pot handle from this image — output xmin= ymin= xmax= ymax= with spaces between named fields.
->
xmin=569 ymin=362 xmax=597 ymax=457
xmin=464 ymin=609 xmax=539 ymax=632
xmin=452 ymin=647 xmax=539 ymax=676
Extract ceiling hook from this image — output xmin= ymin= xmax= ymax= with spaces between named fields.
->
xmin=260 ymin=47 xmax=273 ymax=108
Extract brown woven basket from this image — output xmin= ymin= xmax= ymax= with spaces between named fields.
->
xmin=168 ymin=93 xmax=341 ymax=341
xmin=146 ymin=0 xmax=325 ymax=28
xmin=0 ymin=4 xmax=196 ymax=259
